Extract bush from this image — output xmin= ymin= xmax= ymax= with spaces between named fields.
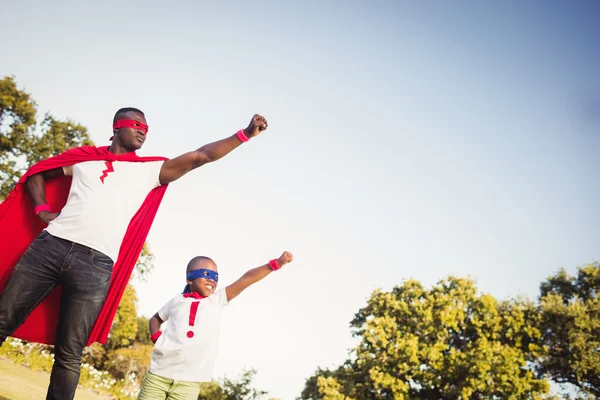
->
xmin=104 ymin=344 xmax=153 ymax=384
xmin=82 ymin=342 xmax=107 ymax=371
xmin=135 ymin=316 xmax=152 ymax=346
xmin=0 ymin=338 xmax=54 ymax=372
xmin=0 ymin=338 xmax=145 ymax=399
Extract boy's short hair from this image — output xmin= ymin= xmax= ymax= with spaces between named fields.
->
xmin=186 ymin=256 xmax=215 ymax=273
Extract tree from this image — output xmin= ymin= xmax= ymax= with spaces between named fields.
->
xmin=221 ymin=369 xmax=267 ymax=400
xmin=537 ymin=263 xmax=600 ymax=397
xmin=199 ymin=381 xmax=226 ymax=400
xmin=300 ymin=368 xmax=342 ymax=400
xmin=24 ymin=114 xmax=93 ymax=166
xmin=0 ymin=76 xmax=93 ymax=199
xmin=0 ymin=76 xmax=37 ymax=198
xmin=199 ymin=369 xmax=267 ymax=400
xmin=107 ymin=284 xmax=139 ymax=349
xmin=104 ymin=343 xmax=153 ymax=384
xmin=133 ymin=243 xmax=157 ymax=281
xmin=301 ymin=277 xmax=550 ymax=400
xmin=135 ymin=315 xmax=152 ymax=346
xmin=300 ymin=367 xmax=364 ymax=400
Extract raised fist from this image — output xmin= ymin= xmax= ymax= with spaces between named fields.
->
xmin=243 ymin=114 xmax=268 ymax=138
xmin=277 ymin=251 xmax=293 ymax=266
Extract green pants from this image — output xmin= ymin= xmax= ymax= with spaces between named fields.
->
xmin=137 ymin=371 xmax=201 ymax=400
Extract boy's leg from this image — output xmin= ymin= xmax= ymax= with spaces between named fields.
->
xmin=167 ymin=380 xmax=202 ymax=400
xmin=46 ymin=244 xmax=114 ymax=400
xmin=0 ymin=231 xmax=64 ymax=345
xmin=138 ymin=371 xmax=172 ymax=400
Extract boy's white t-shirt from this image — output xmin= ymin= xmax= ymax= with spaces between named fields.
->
xmin=45 ymin=160 xmax=164 ymax=261
xmin=150 ymin=289 xmax=229 ymax=382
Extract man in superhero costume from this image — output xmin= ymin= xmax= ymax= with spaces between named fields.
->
xmin=0 ymin=107 xmax=268 ymax=400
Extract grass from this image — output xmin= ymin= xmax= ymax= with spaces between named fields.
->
xmin=0 ymin=357 xmax=111 ymax=400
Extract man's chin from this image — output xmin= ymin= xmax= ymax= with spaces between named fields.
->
xmin=128 ymin=141 xmax=144 ymax=151
xmin=122 ymin=144 xmax=141 ymax=153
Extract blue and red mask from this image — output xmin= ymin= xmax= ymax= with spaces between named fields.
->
xmin=183 ymin=269 xmax=219 ymax=293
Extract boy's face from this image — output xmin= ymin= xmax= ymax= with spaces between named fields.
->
xmin=186 ymin=260 xmax=218 ymax=297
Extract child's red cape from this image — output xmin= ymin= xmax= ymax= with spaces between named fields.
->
xmin=0 ymin=145 xmax=168 ymax=345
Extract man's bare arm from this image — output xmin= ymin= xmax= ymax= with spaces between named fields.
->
xmin=26 ymin=167 xmax=64 ymax=223
xmin=158 ymin=114 xmax=268 ymax=185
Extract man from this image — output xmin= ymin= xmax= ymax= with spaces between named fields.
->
xmin=0 ymin=107 xmax=268 ymax=400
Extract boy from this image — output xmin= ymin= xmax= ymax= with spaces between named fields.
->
xmin=138 ymin=251 xmax=294 ymax=399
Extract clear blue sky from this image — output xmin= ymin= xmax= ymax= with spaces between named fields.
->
xmin=2 ymin=1 xmax=599 ymax=398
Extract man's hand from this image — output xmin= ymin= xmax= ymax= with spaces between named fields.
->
xmin=158 ymin=114 xmax=269 ymax=185
xmin=243 ymin=114 xmax=268 ymax=138
xmin=277 ymin=251 xmax=294 ymax=267
xmin=38 ymin=211 xmax=60 ymax=224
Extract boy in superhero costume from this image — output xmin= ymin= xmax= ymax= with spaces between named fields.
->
xmin=137 ymin=251 xmax=294 ymax=400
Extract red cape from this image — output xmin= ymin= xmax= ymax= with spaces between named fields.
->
xmin=0 ymin=146 xmax=168 ymax=345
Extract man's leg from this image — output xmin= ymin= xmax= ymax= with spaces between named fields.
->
xmin=0 ymin=231 xmax=64 ymax=345
xmin=46 ymin=244 xmax=113 ymax=400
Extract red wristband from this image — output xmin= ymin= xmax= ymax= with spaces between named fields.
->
xmin=236 ymin=129 xmax=250 ymax=143
xmin=34 ymin=204 xmax=51 ymax=215
xmin=269 ymin=259 xmax=281 ymax=271
xmin=151 ymin=331 xmax=163 ymax=344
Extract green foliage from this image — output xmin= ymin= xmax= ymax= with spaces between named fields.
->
xmin=537 ymin=263 xmax=600 ymax=397
xmin=0 ymin=76 xmax=37 ymax=198
xmin=107 ymin=285 xmax=139 ymax=350
xmin=24 ymin=114 xmax=93 ymax=165
xmin=317 ymin=376 xmax=355 ymax=400
xmin=104 ymin=344 xmax=153 ymax=388
xmin=199 ymin=380 xmax=227 ymax=400
xmin=0 ymin=338 xmax=54 ymax=373
xmin=0 ymin=338 xmax=135 ymax=399
xmin=221 ymin=369 xmax=267 ymax=400
xmin=300 ymin=368 xmax=340 ymax=400
xmin=79 ymin=360 xmax=141 ymax=400
xmin=133 ymin=243 xmax=156 ymax=281
xmin=0 ymin=76 xmax=94 ymax=199
xmin=135 ymin=316 xmax=152 ymax=346
xmin=199 ymin=369 xmax=267 ymax=400
xmin=81 ymin=342 xmax=107 ymax=371
xmin=301 ymin=277 xmax=550 ymax=400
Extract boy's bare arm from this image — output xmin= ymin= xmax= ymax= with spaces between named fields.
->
xmin=225 ymin=251 xmax=293 ymax=302
xmin=149 ymin=313 xmax=164 ymax=338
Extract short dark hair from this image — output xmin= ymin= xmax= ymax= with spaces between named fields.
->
xmin=186 ymin=256 xmax=215 ymax=273
xmin=113 ymin=107 xmax=145 ymax=123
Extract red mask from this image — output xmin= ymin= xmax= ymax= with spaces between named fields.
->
xmin=110 ymin=120 xmax=149 ymax=140
xmin=113 ymin=120 xmax=149 ymax=133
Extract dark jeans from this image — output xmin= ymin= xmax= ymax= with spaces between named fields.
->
xmin=0 ymin=230 xmax=114 ymax=400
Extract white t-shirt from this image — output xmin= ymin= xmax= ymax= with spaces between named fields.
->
xmin=150 ymin=289 xmax=229 ymax=382
xmin=46 ymin=160 xmax=164 ymax=261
